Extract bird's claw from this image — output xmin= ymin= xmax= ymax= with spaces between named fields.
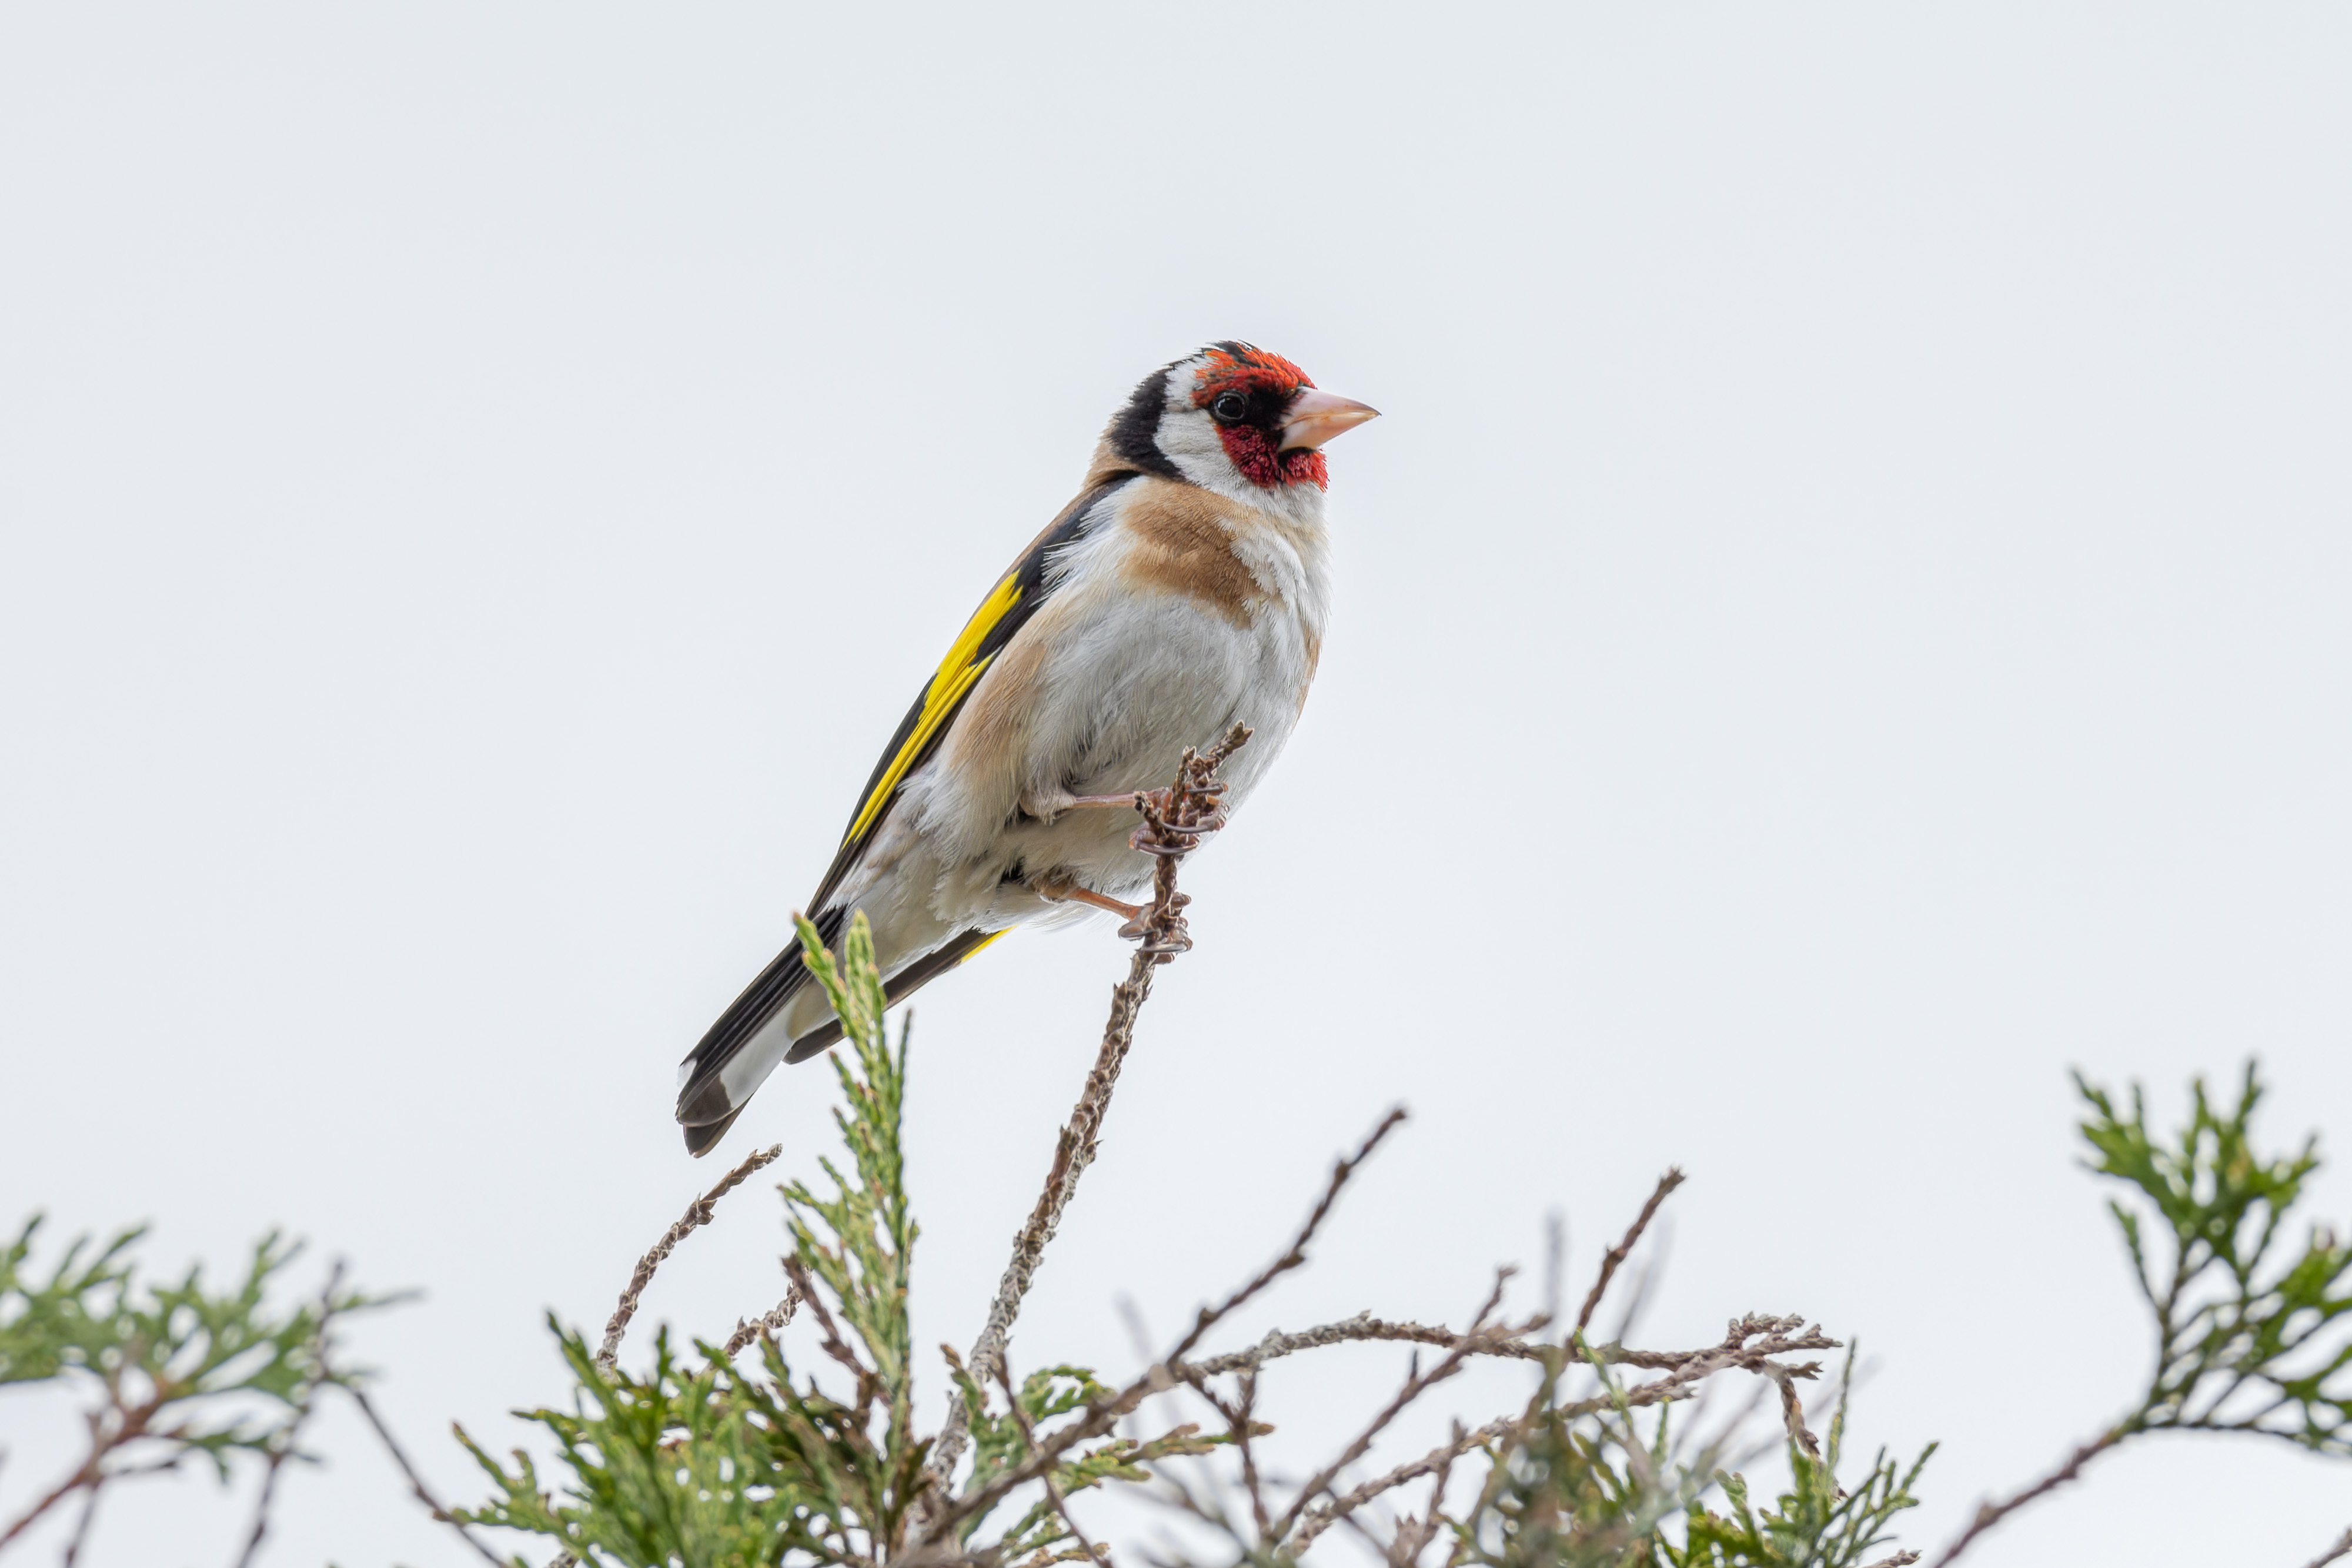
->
xmin=1117 ymin=892 xmax=1190 ymax=942
xmin=1114 ymin=724 xmax=1251 ymax=963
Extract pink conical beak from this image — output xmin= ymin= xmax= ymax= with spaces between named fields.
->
xmin=1279 ymin=387 xmax=1381 ymax=451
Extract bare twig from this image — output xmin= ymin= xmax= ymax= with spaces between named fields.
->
xmin=1231 ymin=1372 xmax=1268 ymax=1540
xmin=1166 ymin=1108 xmax=1409 ymax=1370
xmin=1180 ymin=1368 xmax=1272 ymax=1540
xmin=1273 ymin=1271 xmax=1521 ymax=1544
xmin=597 ymin=1142 xmax=783 ymax=1372
xmin=1576 ymin=1169 xmax=1684 ymax=1333
xmin=2301 ymin=1526 xmax=2352 ymax=1568
xmin=1578 ymin=1317 xmax=1832 ymax=1432
xmin=1282 ymin=1308 xmax=1837 ymax=1557
xmin=1592 ymin=1315 xmax=1835 ymax=1373
xmin=1603 ymin=1247 xmax=1665 ymax=1354
xmin=1011 ymin=1549 xmax=1111 ymax=1568
xmin=1760 ymin=1360 xmax=1823 ymax=1463
xmin=1541 ymin=1213 xmax=1565 ymax=1332
xmin=1291 ymin=1413 xmax=1521 ymax=1550
xmin=340 ymin=1385 xmax=506 ymax=1567
xmin=931 ymin=961 xmax=1148 ymax=1483
xmin=61 ymin=1484 xmax=102 ymax=1567
xmin=1182 ymin=1311 xmax=1545 ymax=1378
xmin=921 ymin=1368 xmax=1155 ymax=1547
xmin=231 ymin=1261 xmax=348 ymax=1568
xmin=783 ymin=1255 xmax=883 ymax=1419
xmin=0 ymin=1383 xmax=188 ymax=1551
xmin=1926 ymin=1427 xmax=2120 ymax=1567
xmin=918 ymin=1104 xmax=1405 ymax=1550
xmin=1382 ymin=1439 xmax=1456 ymax=1568
xmin=0 ymin=1449 xmax=96 ymax=1549
xmin=994 ymin=1353 xmax=1109 ymax=1566
xmin=927 ymin=730 xmax=1251 ymax=1490
xmin=1132 ymin=1437 xmax=1234 ymax=1542
xmin=724 ymin=1284 xmax=806 ymax=1358
xmin=1289 ymin=1310 xmax=1836 ymax=1516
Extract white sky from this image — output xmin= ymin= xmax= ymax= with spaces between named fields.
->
xmin=4 ymin=5 xmax=2350 ymax=1564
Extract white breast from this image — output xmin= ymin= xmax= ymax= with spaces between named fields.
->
xmin=893 ymin=476 xmax=1331 ymax=924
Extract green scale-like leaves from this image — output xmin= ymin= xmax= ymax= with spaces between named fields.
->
xmin=1668 ymin=1376 xmax=1930 ymax=1568
xmin=456 ymin=913 xmax=1202 ymax=1568
xmin=0 ymin=1217 xmax=377 ymax=1547
xmin=457 ymin=914 xmax=934 ymax=1567
xmin=1455 ymin=1340 xmax=1929 ymax=1568
xmin=2075 ymin=1062 xmax=2352 ymax=1452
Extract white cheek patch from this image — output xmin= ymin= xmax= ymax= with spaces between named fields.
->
xmin=1152 ymin=359 xmax=1254 ymax=499
xmin=1157 ymin=407 xmax=1230 ymax=471
xmin=1146 ymin=352 xmax=1335 ymax=526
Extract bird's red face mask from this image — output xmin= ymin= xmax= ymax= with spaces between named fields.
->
xmin=1191 ymin=345 xmax=1378 ymax=492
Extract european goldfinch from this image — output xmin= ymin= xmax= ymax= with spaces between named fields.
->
xmin=676 ymin=343 xmax=1378 ymax=1154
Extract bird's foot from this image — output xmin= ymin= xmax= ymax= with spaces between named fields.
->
xmin=1121 ymin=725 xmax=1252 ymax=962
xmin=1034 ymin=877 xmax=1147 ymax=930
xmin=1057 ymin=790 xmax=1150 ymax=812
xmin=1034 ymin=726 xmax=1253 ymax=965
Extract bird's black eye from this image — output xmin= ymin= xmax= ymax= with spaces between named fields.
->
xmin=1210 ymin=391 xmax=1250 ymax=424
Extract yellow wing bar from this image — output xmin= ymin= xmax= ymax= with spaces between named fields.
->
xmin=842 ymin=571 xmax=1025 ymax=845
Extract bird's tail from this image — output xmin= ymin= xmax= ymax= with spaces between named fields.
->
xmin=674 ymin=908 xmax=847 ymax=1155
xmin=674 ymin=914 xmax=1006 ymax=1156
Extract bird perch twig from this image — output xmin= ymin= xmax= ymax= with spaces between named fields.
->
xmin=925 ymin=726 xmax=1251 ymax=1491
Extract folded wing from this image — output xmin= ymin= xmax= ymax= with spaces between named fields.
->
xmin=671 ymin=475 xmax=1137 ymax=1151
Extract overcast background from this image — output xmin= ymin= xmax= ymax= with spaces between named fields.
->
xmin=4 ymin=4 xmax=2350 ymax=1564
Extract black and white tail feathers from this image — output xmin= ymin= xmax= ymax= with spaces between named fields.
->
xmin=673 ymin=910 xmax=1001 ymax=1156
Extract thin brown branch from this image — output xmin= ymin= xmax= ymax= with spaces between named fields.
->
xmin=596 ymin=1142 xmax=783 ymax=1372
xmin=1383 ymin=1440 xmax=1456 ymax=1568
xmin=232 ymin=1261 xmax=347 ymax=1568
xmin=920 ymin=1370 xmax=1154 ymax=1548
xmin=1292 ymin=1415 xmax=1521 ymax=1552
xmin=61 ymin=1483 xmax=102 ymax=1567
xmin=1926 ymin=1427 xmax=2122 ymax=1568
xmin=927 ymin=730 xmax=1251 ymax=1492
xmin=928 ymin=955 xmax=1151 ymax=1486
xmin=1581 ymin=1316 xmax=1835 ymax=1439
xmin=0 ymin=1456 xmax=98 ymax=1550
xmin=917 ymin=1102 xmax=1406 ymax=1552
xmin=1166 ymin=1108 xmax=1409 ymax=1370
xmin=1182 ymin=1311 xmax=1545 ymax=1378
xmin=725 ymin=1285 xmax=806 ymax=1358
xmin=1859 ymin=1554 xmax=1922 ymax=1568
xmin=1577 ymin=1169 xmax=1685 ymax=1333
xmin=784 ymin=1256 xmax=883 ymax=1418
xmin=1130 ymin=1439 xmax=1232 ymax=1540
xmin=1273 ymin=1271 xmax=1521 ymax=1544
xmin=1184 ymin=1369 xmax=1272 ymax=1540
xmin=339 ymin=1384 xmax=507 ymax=1567
xmin=2301 ymin=1526 xmax=2352 ymax=1568
xmin=1276 ymin=1318 xmax=1822 ymax=1562
xmin=1595 ymin=1315 xmax=1837 ymax=1373
xmin=0 ymin=1386 xmax=170 ymax=1550
xmin=1233 ymin=1372 xmax=1268 ymax=1540
xmin=1760 ymin=1360 xmax=1823 ymax=1464
xmin=994 ymin=1353 xmax=1110 ymax=1567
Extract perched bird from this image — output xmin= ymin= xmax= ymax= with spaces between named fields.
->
xmin=675 ymin=342 xmax=1378 ymax=1154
